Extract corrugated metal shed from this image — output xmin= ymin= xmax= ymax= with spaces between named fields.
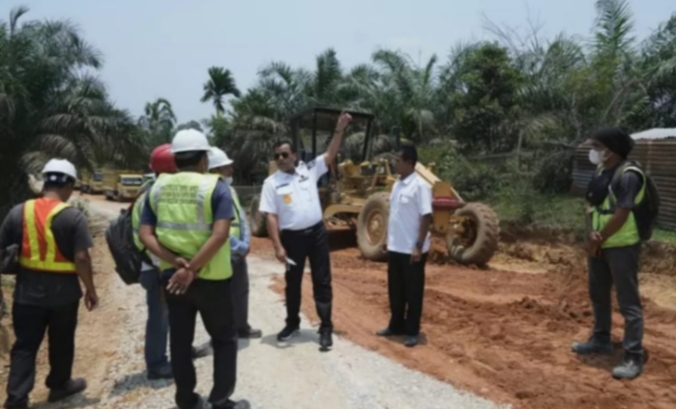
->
xmin=571 ymin=128 xmax=676 ymax=231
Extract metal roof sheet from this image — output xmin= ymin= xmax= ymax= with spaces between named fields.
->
xmin=630 ymin=128 xmax=676 ymax=140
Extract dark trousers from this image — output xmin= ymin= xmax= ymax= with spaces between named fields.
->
xmin=386 ymin=251 xmax=427 ymax=336
xmin=231 ymin=257 xmax=250 ymax=332
xmin=139 ymin=268 xmax=169 ymax=372
xmin=164 ymin=277 xmax=238 ymax=409
xmin=5 ymin=302 xmax=79 ymax=407
xmin=280 ymin=222 xmax=333 ymax=331
xmin=588 ymin=244 xmax=644 ymax=357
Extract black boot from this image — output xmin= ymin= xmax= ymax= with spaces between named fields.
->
xmin=47 ymin=378 xmax=87 ymax=403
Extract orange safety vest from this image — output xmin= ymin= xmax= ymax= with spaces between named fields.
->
xmin=18 ymin=198 xmax=77 ymax=273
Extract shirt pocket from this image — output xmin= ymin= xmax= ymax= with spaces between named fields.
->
xmin=399 ymin=193 xmax=414 ymax=205
xmin=298 ymin=179 xmax=314 ymax=201
xmin=276 ymin=186 xmax=294 ymax=206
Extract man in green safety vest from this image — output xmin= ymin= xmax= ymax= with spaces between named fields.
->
xmin=208 ymin=147 xmax=262 ymax=339
xmin=572 ymin=128 xmax=645 ymax=380
xmin=139 ymin=130 xmax=249 ymax=409
xmin=131 ymin=143 xmax=177 ymax=380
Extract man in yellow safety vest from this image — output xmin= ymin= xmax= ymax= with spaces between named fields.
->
xmin=573 ymin=128 xmax=646 ymax=380
xmin=208 ymin=147 xmax=261 ymax=339
xmin=139 ymin=130 xmax=249 ymax=409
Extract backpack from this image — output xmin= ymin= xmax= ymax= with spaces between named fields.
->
xmin=105 ymin=197 xmax=150 ymax=285
xmin=610 ymin=161 xmax=660 ymax=241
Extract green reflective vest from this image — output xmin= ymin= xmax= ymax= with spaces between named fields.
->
xmin=132 ymin=180 xmax=153 ymax=252
xmin=229 ymin=185 xmax=242 ymax=240
xmin=591 ymin=164 xmax=646 ymax=249
xmin=149 ymin=172 xmax=232 ymax=280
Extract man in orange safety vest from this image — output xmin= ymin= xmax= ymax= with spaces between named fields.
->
xmin=0 ymin=159 xmax=98 ymax=409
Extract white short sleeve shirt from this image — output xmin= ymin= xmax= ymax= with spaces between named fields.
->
xmin=387 ymin=174 xmax=433 ymax=254
xmin=258 ymin=154 xmax=329 ymax=231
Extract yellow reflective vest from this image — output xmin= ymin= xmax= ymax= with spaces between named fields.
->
xmin=19 ymin=198 xmax=77 ymax=273
xmin=229 ymin=185 xmax=242 ymax=241
xmin=149 ymin=172 xmax=232 ymax=280
xmin=591 ymin=164 xmax=646 ymax=249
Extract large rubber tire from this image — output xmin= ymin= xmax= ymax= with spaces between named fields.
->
xmin=448 ymin=202 xmax=499 ymax=266
xmin=248 ymin=195 xmax=268 ymax=238
xmin=357 ymin=192 xmax=390 ymax=262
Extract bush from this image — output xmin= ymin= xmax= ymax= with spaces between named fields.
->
xmin=532 ymin=149 xmax=574 ymax=194
xmin=419 ymin=144 xmax=509 ymax=202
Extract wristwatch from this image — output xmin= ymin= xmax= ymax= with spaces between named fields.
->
xmin=415 ymin=240 xmax=423 ymax=250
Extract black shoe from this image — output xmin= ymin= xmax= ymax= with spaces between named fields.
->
xmin=3 ymin=401 xmax=28 ymax=409
xmin=47 ymin=378 xmax=87 ymax=403
xmin=277 ymin=325 xmax=299 ymax=342
xmin=376 ymin=327 xmax=402 ymax=337
xmin=404 ymin=335 xmax=419 ymax=347
xmin=216 ymin=399 xmax=251 ymax=409
xmin=571 ymin=337 xmax=613 ymax=355
xmin=147 ymin=363 xmax=173 ymax=380
xmin=192 ymin=341 xmax=213 ymax=359
xmin=319 ymin=330 xmax=333 ymax=351
xmin=238 ymin=327 xmax=263 ymax=339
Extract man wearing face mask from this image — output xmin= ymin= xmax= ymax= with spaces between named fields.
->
xmin=573 ymin=127 xmax=646 ymax=380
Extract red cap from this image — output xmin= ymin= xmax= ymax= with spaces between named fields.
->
xmin=149 ymin=144 xmax=177 ymax=174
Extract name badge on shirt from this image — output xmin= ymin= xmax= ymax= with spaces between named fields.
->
xmin=276 ymin=185 xmax=293 ymax=205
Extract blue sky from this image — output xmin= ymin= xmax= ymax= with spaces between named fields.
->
xmin=2 ymin=0 xmax=673 ymax=123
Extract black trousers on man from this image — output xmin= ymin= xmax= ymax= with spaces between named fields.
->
xmin=588 ymin=244 xmax=644 ymax=357
xmin=5 ymin=302 xmax=79 ymax=407
xmin=164 ymin=277 xmax=238 ymax=409
xmin=231 ymin=257 xmax=251 ymax=332
xmin=386 ymin=251 xmax=428 ymax=336
xmin=280 ymin=222 xmax=333 ymax=331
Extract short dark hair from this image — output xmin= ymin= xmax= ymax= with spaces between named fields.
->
xmin=399 ymin=143 xmax=418 ymax=166
xmin=174 ymin=151 xmax=206 ymax=169
xmin=273 ymin=140 xmax=296 ymax=153
xmin=43 ymin=173 xmax=75 ymax=190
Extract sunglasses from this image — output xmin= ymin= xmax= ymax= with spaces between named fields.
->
xmin=274 ymin=152 xmax=290 ymax=160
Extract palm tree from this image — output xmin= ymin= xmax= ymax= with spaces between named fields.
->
xmin=139 ymin=98 xmax=176 ymax=147
xmin=201 ymin=67 xmax=241 ymax=115
xmin=0 ymin=7 xmax=143 ymax=217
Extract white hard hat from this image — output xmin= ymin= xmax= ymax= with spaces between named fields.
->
xmin=208 ymin=147 xmax=233 ymax=170
xmin=171 ymin=129 xmax=211 ymax=154
xmin=41 ymin=159 xmax=78 ymax=180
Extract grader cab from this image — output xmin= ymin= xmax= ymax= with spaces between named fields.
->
xmin=249 ymin=107 xmax=499 ymax=265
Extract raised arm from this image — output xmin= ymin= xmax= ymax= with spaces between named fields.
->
xmin=324 ymin=112 xmax=352 ymax=166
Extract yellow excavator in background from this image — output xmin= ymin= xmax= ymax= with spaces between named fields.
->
xmin=248 ymin=107 xmax=499 ymax=265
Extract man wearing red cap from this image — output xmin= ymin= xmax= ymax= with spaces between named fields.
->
xmin=131 ymin=144 xmax=177 ymax=380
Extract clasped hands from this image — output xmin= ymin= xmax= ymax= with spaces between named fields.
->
xmin=167 ymin=256 xmax=196 ymax=295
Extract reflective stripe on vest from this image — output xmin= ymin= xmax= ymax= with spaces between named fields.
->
xmin=591 ymin=165 xmax=646 ymax=249
xmin=19 ymin=199 xmax=77 ymax=273
xmin=229 ymin=185 xmax=242 ymax=240
xmin=149 ymin=173 xmax=232 ymax=280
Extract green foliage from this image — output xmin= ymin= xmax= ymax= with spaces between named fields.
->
xmin=0 ymin=7 xmax=145 ymax=218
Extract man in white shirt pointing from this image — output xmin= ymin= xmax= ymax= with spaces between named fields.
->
xmin=376 ymin=143 xmax=432 ymax=347
xmin=259 ymin=112 xmax=352 ymax=351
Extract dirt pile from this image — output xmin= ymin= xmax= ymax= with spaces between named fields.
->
xmin=252 ymin=233 xmax=676 ymax=409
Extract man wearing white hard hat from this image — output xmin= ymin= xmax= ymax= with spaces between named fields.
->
xmin=139 ymin=130 xmax=249 ymax=409
xmin=0 ymin=159 xmax=98 ymax=409
xmin=208 ymin=148 xmax=261 ymax=339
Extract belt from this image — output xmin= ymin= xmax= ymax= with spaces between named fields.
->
xmin=281 ymin=222 xmax=324 ymax=235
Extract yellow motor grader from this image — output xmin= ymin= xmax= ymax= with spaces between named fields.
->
xmin=248 ymin=107 xmax=499 ymax=265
